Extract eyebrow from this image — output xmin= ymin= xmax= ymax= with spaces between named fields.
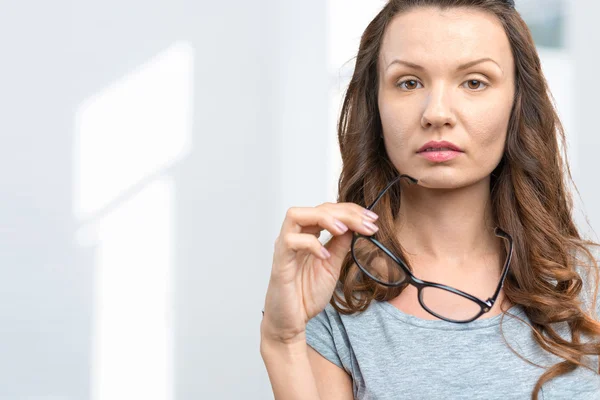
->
xmin=385 ymin=57 xmax=503 ymax=75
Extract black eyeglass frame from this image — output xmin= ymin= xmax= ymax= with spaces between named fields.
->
xmin=350 ymin=174 xmax=514 ymax=323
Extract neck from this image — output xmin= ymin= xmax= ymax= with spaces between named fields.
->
xmin=395 ymin=176 xmax=501 ymax=267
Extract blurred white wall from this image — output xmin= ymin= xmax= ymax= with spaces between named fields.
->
xmin=568 ymin=0 xmax=600 ymax=241
xmin=0 ymin=1 xmax=328 ymax=399
xmin=0 ymin=1 xmax=597 ymax=400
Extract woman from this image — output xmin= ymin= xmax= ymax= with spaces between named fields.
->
xmin=260 ymin=0 xmax=600 ymax=398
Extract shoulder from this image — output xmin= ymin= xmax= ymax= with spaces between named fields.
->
xmin=305 ymin=302 xmax=351 ymax=371
xmin=305 ymin=299 xmax=379 ymax=370
xmin=306 ymin=302 xmax=345 ymax=336
xmin=306 ymin=300 xmax=365 ymax=338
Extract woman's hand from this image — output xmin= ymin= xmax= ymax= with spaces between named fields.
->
xmin=261 ymin=202 xmax=379 ymax=344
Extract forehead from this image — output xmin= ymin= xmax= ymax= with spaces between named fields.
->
xmin=379 ymin=6 xmax=513 ymax=72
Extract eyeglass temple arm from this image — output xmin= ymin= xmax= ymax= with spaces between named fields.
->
xmin=366 ymin=174 xmax=418 ymax=210
xmin=488 ymin=227 xmax=514 ymax=304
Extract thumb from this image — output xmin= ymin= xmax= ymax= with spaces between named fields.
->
xmin=323 ymin=230 xmax=354 ymax=268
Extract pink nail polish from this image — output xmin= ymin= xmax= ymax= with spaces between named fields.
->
xmin=363 ymin=220 xmax=379 ymax=232
xmin=364 ymin=209 xmax=379 ymax=220
xmin=334 ymin=219 xmax=348 ymax=233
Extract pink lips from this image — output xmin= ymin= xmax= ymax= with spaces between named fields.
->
xmin=417 ymin=140 xmax=464 ymax=163
xmin=417 ymin=140 xmax=463 ymax=153
xmin=418 ymin=150 xmax=462 ymax=162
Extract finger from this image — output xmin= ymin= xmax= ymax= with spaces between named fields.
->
xmin=323 ymin=230 xmax=354 ymax=267
xmin=279 ymin=232 xmax=331 ymax=260
xmin=302 ymin=226 xmax=324 ymax=237
xmin=281 ymin=204 xmax=379 ymax=238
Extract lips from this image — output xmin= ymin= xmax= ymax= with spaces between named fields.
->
xmin=417 ymin=140 xmax=463 ymax=153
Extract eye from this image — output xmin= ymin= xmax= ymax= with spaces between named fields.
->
xmin=396 ymin=79 xmax=423 ymax=91
xmin=462 ymin=79 xmax=489 ymax=91
xmin=396 ymin=78 xmax=489 ymax=91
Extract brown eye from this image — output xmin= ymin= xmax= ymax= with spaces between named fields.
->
xmin=397 ymin=79 xmax=422 ymax=90
xmin=465 ymin=79 xmax=488 ymax=90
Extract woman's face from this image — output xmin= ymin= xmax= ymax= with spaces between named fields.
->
xmin=378 ymin=7 xmax=515 ymax=189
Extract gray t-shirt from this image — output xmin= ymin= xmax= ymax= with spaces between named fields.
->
xmin=306 ymin=251 xmax=600 ymax=399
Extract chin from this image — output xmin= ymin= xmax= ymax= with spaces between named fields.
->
xmin=422 ymin=176 xmax=490 ymax=190
xmin=398 ymin=168 xmax=488 ymax=190
xmin=418 ymin=180 xmax=466 ymax=190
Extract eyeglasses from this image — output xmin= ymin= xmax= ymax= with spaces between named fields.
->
xmin=350 ymin=174 xmax=514 ymax=323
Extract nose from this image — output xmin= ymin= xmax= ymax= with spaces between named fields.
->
xmin=420 ymin=84 xmax=456 ymax=129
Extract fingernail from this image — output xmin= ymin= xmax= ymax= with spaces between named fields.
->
xmin=321 ymin=247 xmax=331 ymax=259
xmin=364 ymin=209 xmax=379 ymax=220
xmin=363 ymin=220 xmax=379 ymax=232
xmin=334 ymin=219 xmax=348 ymax=233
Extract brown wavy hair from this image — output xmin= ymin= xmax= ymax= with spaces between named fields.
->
xmin=329 ymin=0 xmax=600 ymax=398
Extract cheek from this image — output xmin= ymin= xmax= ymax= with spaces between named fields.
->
xmin=466 ymin=109 xmax=510 ymax=152
xmin=378 ymin=100 xmax=415 ymax=150
xmin=465 ymin=92 xmax=512 ymax=146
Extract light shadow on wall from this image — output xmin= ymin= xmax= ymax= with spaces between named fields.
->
xmin=73 ymin=41 xmax=194 ymax=400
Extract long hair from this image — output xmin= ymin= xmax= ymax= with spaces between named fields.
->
xmin=330 ymin=0 xmax=600 ymax=398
